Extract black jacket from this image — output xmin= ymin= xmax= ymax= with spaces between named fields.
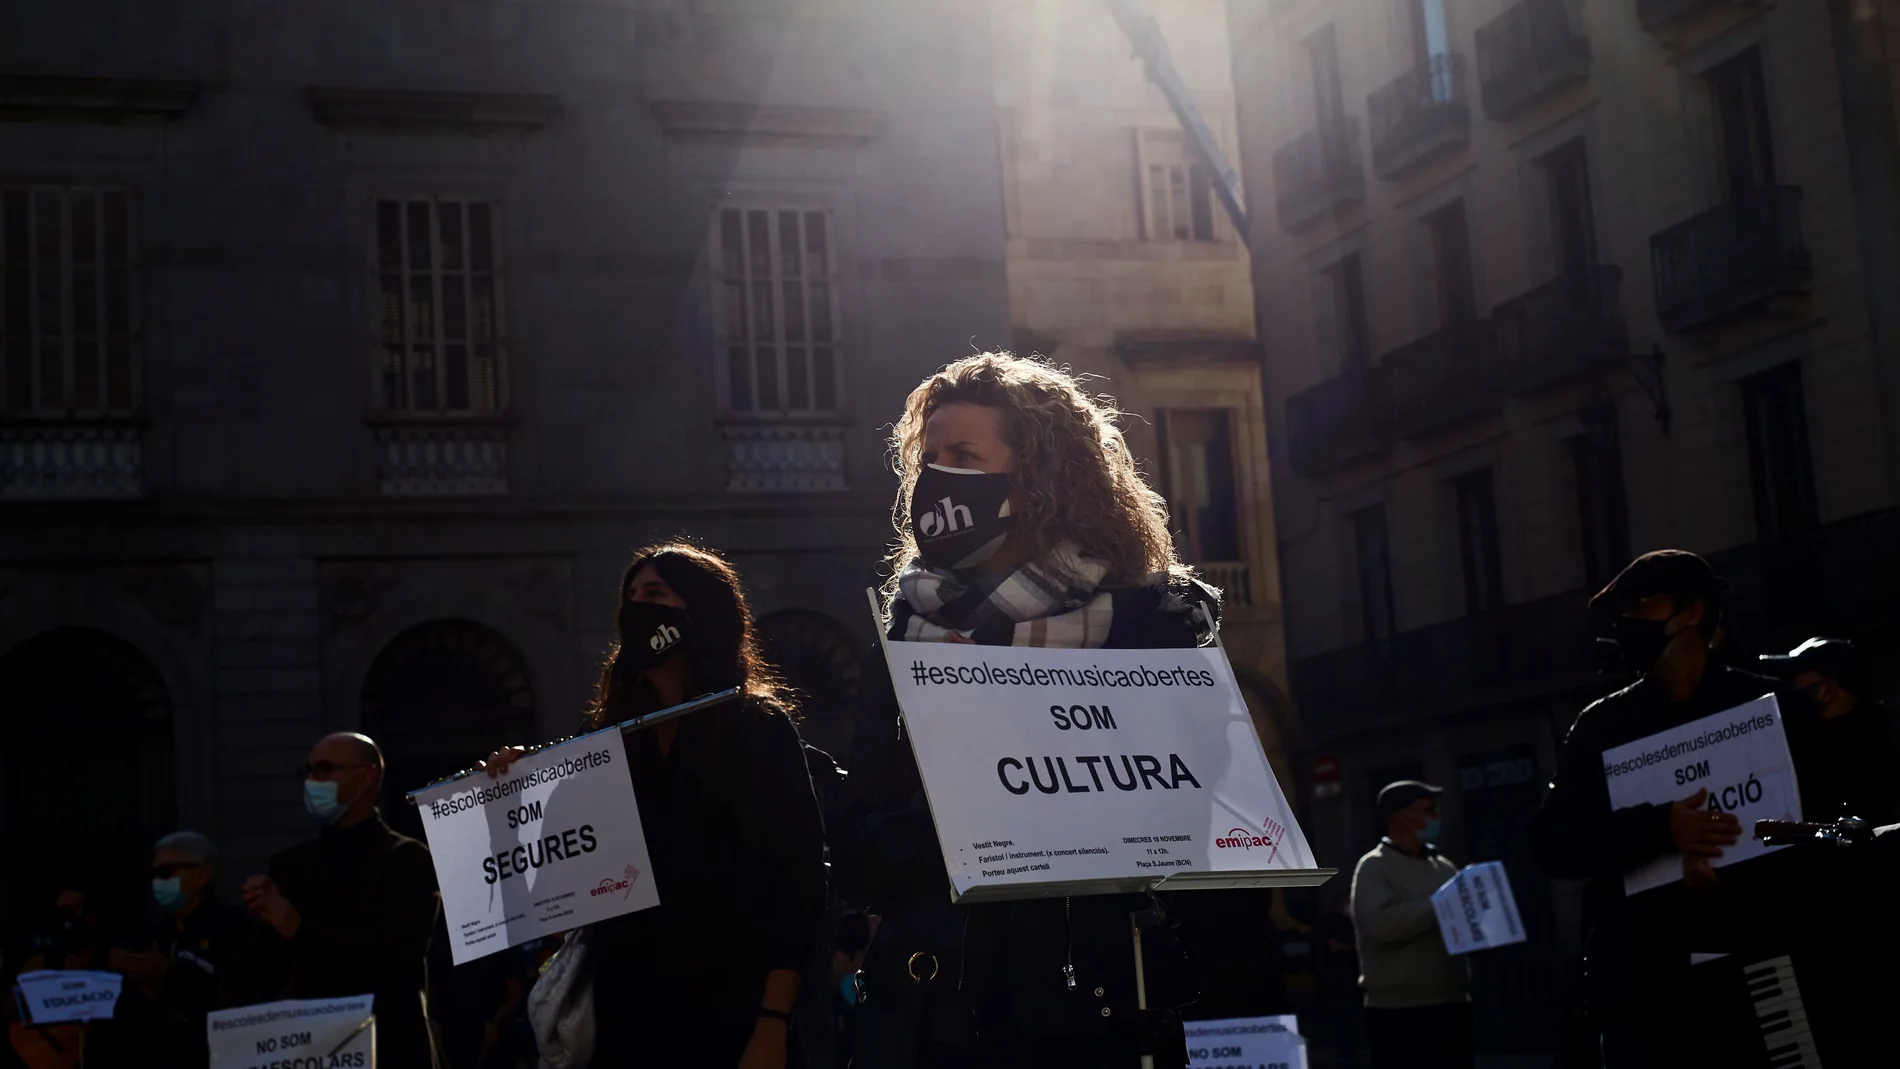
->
xmin=141 ymin=896 xmax=249 ymax=1068
xmin=841 ymin=581 xmax=1216 ymax=1067
xmin=253 ymin=816 xmax=440 ymax=1069
xmin=1796 ymin=700 xmax=1900 ymax=825
xmin=1528 ymin=666 xmax=1812 ymax=1029
xmin=589 ymin=702 xmax=827 ymax=1065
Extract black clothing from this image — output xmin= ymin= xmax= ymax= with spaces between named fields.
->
xmin=589 ymin=703 xmax=827 ymax=1066
xmin=1527 ymin=666 xmax=1810 ymax=1062
xmin=143 ymin=896 xmax=249 ymax=1068
xmin=841 ymin=581 xmax=1216 ymax=1069
xmin=1364 ymin=1002 xmax=1472 ymax=1069
xmin=255 ymin=815 xmax=440 ymax=1069
xmin=1796 ymin=700 xmax=1900 ymax=825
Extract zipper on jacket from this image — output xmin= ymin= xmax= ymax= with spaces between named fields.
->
xmin=1062 ymin=897 xmax=1077 ymax=991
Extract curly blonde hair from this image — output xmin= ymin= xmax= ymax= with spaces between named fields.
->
xmin=883 ymin=352 xmax=1183 ymax=602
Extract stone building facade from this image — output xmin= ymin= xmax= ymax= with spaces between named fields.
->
xmin=988 ymin=0 xmax=1294 ymax=787
xmin=1232 ymin=0 xmax=1900 ymax=1050
xmin=0 ymin=0 xmax=1017 ymax=932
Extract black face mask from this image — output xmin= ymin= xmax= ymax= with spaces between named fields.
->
xmin=910 ymin=463 xmax=1016 ymax=570
xmin=1612 ymin=615 xmax=1678 ymax=674
xmin=617 ymin=601 xmax=693 ymax=675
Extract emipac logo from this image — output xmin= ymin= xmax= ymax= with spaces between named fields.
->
xmin=1215 ymin=816 xmax=1287 ymax=863
xmin=916 ymin=496 xmax=975 ymax=540
xmin=591 ymin=864 xmax=641 ymax=900
xmin=648 ymin=623 xmax=681 ymax=653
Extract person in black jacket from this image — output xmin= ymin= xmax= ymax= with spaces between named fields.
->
xmin=1527 ymin=550 xmax=1813 ymax=1068
xmin=1758 ymin=636 xmax=1900 ymax=826
xmin=242 ymin=732 xmax=441 ymax=1068
xmin=482 ymin=543 xmax=827 ymax=1069
xmin=842 ymin=352 xmax=1216 ymax=1069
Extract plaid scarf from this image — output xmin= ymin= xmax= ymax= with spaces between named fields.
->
xmin=892 ymin=543 xmax=1116 ymax=648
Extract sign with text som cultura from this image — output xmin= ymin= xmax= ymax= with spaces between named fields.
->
xmin=413 ymin=727 xmax=660 ymax=964
xmin=880 ymin=623 xmax=1331 ymax=902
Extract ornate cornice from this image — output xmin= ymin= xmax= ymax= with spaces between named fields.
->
xmin=649 ymin=100 xmax=884 ymax=145
xmin=306 ymin=87 xmax=560 ymax=135
xmin=0 ymin=75 xmax=201 ymax=125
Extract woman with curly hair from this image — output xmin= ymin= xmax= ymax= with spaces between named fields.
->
xmin=481 ymin=544 xmax=826 ymax=1069
xmin=842 ymin=352 xmax=1217 ymax=1069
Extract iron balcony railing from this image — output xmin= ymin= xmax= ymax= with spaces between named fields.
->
xmin=1368 ymin=52 xmax=1472 ymax=180
xmin=1273 ymin=115 xmax=1366 ymax=230
xmin=1285 ymin=365 xmax=1387 ymax=475
xmin=1476 ymin=0 xmax=1592 ymax=120
xmin=1651 ymin=185 xmax=1811 ymax=332
xmin=1381 ymin=317 xmax=1503 ymax=437
xmin=1492 ymin=266 xmax=1629 ymax=395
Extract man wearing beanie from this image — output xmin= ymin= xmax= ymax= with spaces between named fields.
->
xmin=1349 ymin=779 xmax=1470 ymax=1068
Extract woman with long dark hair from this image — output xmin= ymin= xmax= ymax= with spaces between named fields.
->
xmin=482 ymin=543 xmax=826 ymax=1068
xmin=842 ymin=352 xmax=1219 ymax=1069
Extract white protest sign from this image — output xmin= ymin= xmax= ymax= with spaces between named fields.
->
xmin=414 ymin=727 xmax=659 ymax=964
xmin=879 ymin=625 xmax=1328 ymax=902
xmin=207 ymin=996 xmax=374 ymax=1069
xmin=13 ymin=971 xmax=121 ymax=1024
xmin=1184 ymin=1015 xmax=1307 ymax=1069
xmin=1431 ymin=861 xmax=1526 ymax=956
xmin=1601 ymin=694 xmax=1800 ymax=895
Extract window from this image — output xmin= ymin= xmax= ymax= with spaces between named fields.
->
xmin=374 ymin=197 xmax=504 ymax=415
xmin=1709 ymin=48 xmax=1776 ymax=197
xmin=1428 ymin=199 xmax=1478 ymax=327
xmin=1454 ymin=468 xmax=1505 ymax=615
xmin=1307 ymin=24 xmax=1346 ymax=127
xmin=1408 ymin=0 xmax=1454 ymax=93
xmin=1541 ymin=140 xmax=1597 ymax=277
xmin=1741 ymin=363 xmax=1817 ymax=543
xmin=1350 ymin=503 xmax=1397 ymax=641
xmin=0 ymin=187 xmax=138 ymax=417
xmin=1137 ymin=131 xmax=1218 ymax=243
xmin=1331 ymin=252 xmax=1373 ymax=368
xmin=714 ymin=205 xmax=843 ymax=417
xmin=1155 ymin=409 xmax=1242 ymax=563
xmin=1571 ymin=417 xmax=1630 ymax=590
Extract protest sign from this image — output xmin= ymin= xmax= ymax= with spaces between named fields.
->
xmin=1601 ymin=694 xmax=1800 ymax=895
xmin=13 ymin=971 xmax=121 ymax=1024
xmin=878 ymin=612 xmax=1329 ymax=902
xmin=1184 ymin=1015 xmax=1307 ymax=1069
xmin=207 ymin=996 xmax=374 ymax=1069
xmin=1431 ymin=861 xmax=1526 ymax=956
xmin=413 ymin=727 xmax=659 ymax=964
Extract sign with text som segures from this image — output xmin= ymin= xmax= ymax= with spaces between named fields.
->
xmin=883 ymin=636 xmax=1332 ymax=902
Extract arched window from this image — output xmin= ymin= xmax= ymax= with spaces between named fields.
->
xmin=758 ymin=610 xmax=862 ymax=759
xmin=360 ymin=621 xmax=536 ymax=840
xmin=0 ymin=628 xmax=174 ymax=937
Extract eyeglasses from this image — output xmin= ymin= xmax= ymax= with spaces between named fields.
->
xmin=299 ymin=761 xmax=370 ymax=780
xmin=150 ymin=863 xmax=202 ymax=879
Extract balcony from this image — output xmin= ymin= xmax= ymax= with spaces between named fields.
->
xmin=1476 ymin=0 xmax=1592 ymax=120
xmin=1196 ymin=561 xmax=1253 ymax=606
xmin=1368 ymin=53 xmax=1472 ymax=180
xmin=0 ymin=425 xmax=142 ymax=499
xmin=724 ymin=425 xmax=847 ymax=492
xmin=1291 ymin=590 xmax=1595 ymax=734
xmin=1273 ymin=116 xmax=1366 ymax=231
xmin=1651 ymin=185 xmax=1811 ymax=332
xmin=1492 ymin=266 xmax=1630 ymax=395
xmin=1636 ymin=0 xmax=1756 ymax=32
xmin=1381 ymin=319 xmax=1503 ymax=437
xmin=375 ymin=424 xmax=509 ymax=495
xmin=1285 ymin=367 xmax=1387 ymax=476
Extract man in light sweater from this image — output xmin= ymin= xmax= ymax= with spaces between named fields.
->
xmin=1349 ymin=779 xmax=1471 ymax=1069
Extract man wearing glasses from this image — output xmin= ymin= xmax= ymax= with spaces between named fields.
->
xmin=108 ymin=831 xmax=247 ymax=1067
xmin=242 ymin=732 xmax=442 ymax=1068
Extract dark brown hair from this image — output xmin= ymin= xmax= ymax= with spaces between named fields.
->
xmin=588 ymin=542 xmax=791 ymax=729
